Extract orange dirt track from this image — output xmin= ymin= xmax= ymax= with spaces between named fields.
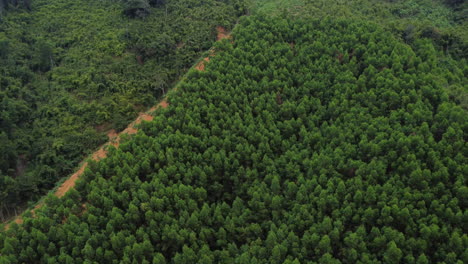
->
xmin=3 ymin=26 xmax=230 ymax=231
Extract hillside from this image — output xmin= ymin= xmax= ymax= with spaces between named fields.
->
xmin=0 ymin=0 xmax=246 ymax=221
xmin=254 ymin=0 xmax=467 ymax=56
xmin=1 ymin=12 xmax=466 ymax=264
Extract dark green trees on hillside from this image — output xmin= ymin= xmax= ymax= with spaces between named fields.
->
xmin=1 ymin=15 xmax=466 ymax=263
xmin=256 ymin=0 xmax=467 ymax=60
xmin=0 ymin=0 xmax=245 ymax=220
xmin=0 ymin=0 xmax=31 ymax=13
xmin=124 ymin=0 xmax=151 ymax=18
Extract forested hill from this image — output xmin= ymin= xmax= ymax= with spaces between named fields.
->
xmin=255 ymin=0 xmax=467 ymax=60
xmin=0 ymin=0 xmax=246 ymax=220
xmin=0 ymin=0 xmax=32 ymax=13
xmin=1 ymin=13 xmax=466 ymax=263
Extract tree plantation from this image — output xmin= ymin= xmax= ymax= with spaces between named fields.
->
xmin=1 ymin=14 xmax=466 ymax=263
xmin=0 ymin=0 xmax=246 ymax=220
xmin=254 ymin=0 xmax=467 ymax=59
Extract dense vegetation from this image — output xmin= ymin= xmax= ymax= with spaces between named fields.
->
xmin=1 ymin=14 xmax=466 ymax=263
xmin=0 ymin=0 xmax=246 ymax=220
xmin=255 ymin=0 xmax=467 ymax=59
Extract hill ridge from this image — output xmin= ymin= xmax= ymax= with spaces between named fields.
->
xmin=2 ymin=26 xmax=231 ymax=231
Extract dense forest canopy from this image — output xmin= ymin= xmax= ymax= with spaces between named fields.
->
xmin=254 ymin=0 xmax=467 ymax=59
xmin=0 ymin=0 xmax=32 ymax=13
xmin=1 ymin=12 xmax=466 ymax=263
xmin=0 ymin=0 xmax=246 ymax=220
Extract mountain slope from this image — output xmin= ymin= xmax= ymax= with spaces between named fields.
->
xmin=1 ymin=15 xmax=466 ymax=263
xmin=0 ymin=0 xmax=246 ymax=221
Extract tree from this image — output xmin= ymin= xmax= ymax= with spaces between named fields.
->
xmin=152 ymin=253 xmax=166 ymax=264
xmin=149 ymin=0 xmax=165 ymax=7
xmin=444 ymin=0 xmax=464 ymax=8
xmin=36 ymin=41 xmax=54 ymax=71
xmin=1 ymin=13 xmax=466 ymax=264
xmin=124 ymin=0 xmax=150 ymax=18
xmin=384 ymin=241 xmax=403 ymax=264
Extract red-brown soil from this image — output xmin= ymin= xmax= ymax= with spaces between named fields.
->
xmin=107 ymin=129 xmax=118 ymax=139
xmin=55 ymin=163 xmax=88 ymax=198
xmin=3 ymin=98 xmax=169 ymax=231
xmin=3 ymin=25 xmax=229 ymax=231
xmin=55 ymin=97 xmax=171 ymax=201
xmin=216 ymin=26 xmax=230 ymax=41
xmin=195 ymin=57 xmax=210 ymax=71
xmin=196 ymin=26 xmax=231 ymax=72
xmin=14 ymin=218 xmax=23 ymax=225
xmin=156 ymin=100 xmax=169 ymax=109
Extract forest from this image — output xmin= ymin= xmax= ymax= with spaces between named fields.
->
xmin=1 ymin=0 xmax=467 ymax=263
xmin=2 ymin=2 xmax=467 ymax=262
xmin=0 ymin=0 xmax=246 ymax=220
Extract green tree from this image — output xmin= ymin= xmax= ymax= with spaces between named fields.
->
xmin=384 ymin=241 xmax=403 ymax=264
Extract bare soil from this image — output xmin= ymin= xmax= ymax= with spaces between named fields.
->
xmin=3 ymin=98 xmax=169 ymax=231
xmin=196 ymin=26 xmax=231 ymax=72
xmin=53 ymin=98 xmax=171 ymax=201
xmin=216 ymin=26 xmax=230 ymax=41
xmin=55 ymin=163 xmax=88 ymax=198
xmin=195 ymin=57 xmax=210 ymax=71
xmin=107 ymin=129 xmax=118 ymax=139
xmin=3 ymin=25 xmax=228 ymax=231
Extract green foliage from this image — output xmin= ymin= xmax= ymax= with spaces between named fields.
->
xmin=0 ymin=0 xmax=31 ymax=13
xmin=252 ymin=0 xmax=468 ymax=59
xmin=1 ymin=15 xmax=465 ymax=263
xmin=0 ymin=0 xmax=245 ymax=220
xmin=124 ymin=0 xmax=151 ymax=18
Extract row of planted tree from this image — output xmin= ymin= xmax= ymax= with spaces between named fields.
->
xmin=1 ymin=15 xmax=466 ymax=263
xmin=0 ymin=0 xmax=247 ymax=220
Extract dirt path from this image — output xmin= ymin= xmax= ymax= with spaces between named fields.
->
xmin=195 ymin=57 xmax=211 ymax=71
xmin=216 ymin=26 xmax=230 ymax=41
xmin=3 ymin=26 xmax=230 ymax=231
xmin=195 ymin=26 xmax=231 ymax=72
xmin=54 ymin=98 xmax=170 ymax=198
xmin=3 ymin=99 xmax=168 ymax=231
